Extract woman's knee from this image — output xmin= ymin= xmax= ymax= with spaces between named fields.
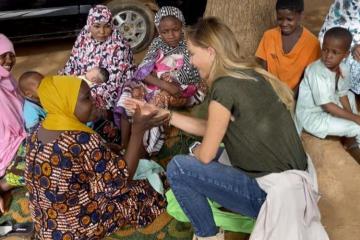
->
xmin=166 ymin=154 xmax=197 ymax=180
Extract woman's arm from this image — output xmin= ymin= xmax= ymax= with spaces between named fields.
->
xmin=124 ymin=98 xmax=207 ymax=136
xmin=322 ymin=102 xmax=360 ymax=125
xmin=169 ymin=111 xmax=207 ymax=136
xmin=192 ymin=100 xmax=230 ymax=163
xmin=123 ymin=107 xmax=167 ymax=179
xmin=143 ymin=75 xmax=181 ymax=96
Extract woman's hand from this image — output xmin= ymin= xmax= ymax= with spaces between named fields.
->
xmin=352 ymin=44 xmax=360 ymax=61
xmin=124 ymin=98 xmax=167 ymax=116
xmin=131 ymin=103 xmax=169 ymax=134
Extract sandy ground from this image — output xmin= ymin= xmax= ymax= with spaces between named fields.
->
xmin=12 ymin=0 xmax=333 ymax=79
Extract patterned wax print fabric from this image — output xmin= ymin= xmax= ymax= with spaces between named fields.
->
xmin=59 ymin=5 xmax=135 ymax=109
xmin=318 ymin=0 xmax=360 ymax=94
xmin=24 ymin=130 xmax=167 ymax=239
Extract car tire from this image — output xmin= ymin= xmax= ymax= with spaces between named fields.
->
xmin=107 ymin=0 xmax=155 ymax=53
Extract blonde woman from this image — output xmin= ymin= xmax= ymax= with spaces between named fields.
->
xmin=125 ymin=17 xmax=327 ymax=240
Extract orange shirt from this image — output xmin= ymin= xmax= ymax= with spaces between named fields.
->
xmin=256 ymin=27 xmax=321 ymax=89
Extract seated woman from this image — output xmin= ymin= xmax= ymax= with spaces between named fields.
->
xmin=24 ymin=76 xmax=168 ymax=239
xmin=59 ymin=5 xmax=135 ymax=144
xmin=59 ymin=5 xmax=135 ymax=110
xmin=125 ymin=18 xmax=328 ymax=240
xmin=0 ymin=34 xmax=27 ymax=213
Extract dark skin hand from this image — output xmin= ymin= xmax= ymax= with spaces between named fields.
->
xmin=124 ymin=105 xmax=168 ymax=179
xmin=143 ymin=74 xmax=182 ymax=97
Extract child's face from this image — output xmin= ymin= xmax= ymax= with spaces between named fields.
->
xmin=158 ymin=16 xmax=182 ymax=47
xmin=86 ymin=68 xmax=104 ymax=84
xmin=276 ymin=9 xmax=302 ymax=36
xmin=321 ymin=37 xmax=349 ymax=71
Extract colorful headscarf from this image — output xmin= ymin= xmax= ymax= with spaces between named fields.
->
xmin=154 ymin=6 xmax=185 ymax=28
xmin=0 ymin=34 xmax=25 ymax=177
xmin=85 ymin=4 xmax=113 ymax=30
xmin=38 ymin=76 xmax=95 ymax=133
xmin=59 ymin=5 xmax=135 ymax=109
xmin=138 ymin=6 xmax=200 ymax=84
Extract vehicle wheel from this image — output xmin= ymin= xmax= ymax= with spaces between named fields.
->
xmin=107 ymin=0 xmax=156 ymax=53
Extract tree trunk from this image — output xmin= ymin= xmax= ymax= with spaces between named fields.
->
xmin=205 ymin=0 xmax=276 ymax=60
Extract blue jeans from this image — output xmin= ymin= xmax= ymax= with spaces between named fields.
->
xmin=167 ymin=154 xmax=267 ymax=237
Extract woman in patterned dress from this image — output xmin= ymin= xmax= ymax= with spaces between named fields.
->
xmin=24 ymin=76 xmax=168 ymax=239
xmin=59 ymin=5 xmax=135 ymax=110
xmin=60 ymin=5 xmax=136 ymax=144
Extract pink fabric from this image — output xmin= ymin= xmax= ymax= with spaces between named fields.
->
xmin=154 ymin=51 xmax=184 ymax=78
xmin=0 ymin=33 xmax=15 ymax=55
xmin=0 ymin=38 xmax=25 ymax=177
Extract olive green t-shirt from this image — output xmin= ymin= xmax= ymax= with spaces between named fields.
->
xmin=210 ymin=71 xmax=307 ymax=178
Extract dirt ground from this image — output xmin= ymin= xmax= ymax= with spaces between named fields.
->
xmin=12 ymin=0 xmax=333 ymax=79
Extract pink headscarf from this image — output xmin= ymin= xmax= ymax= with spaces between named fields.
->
xmin=0 ymin=33 xmax=26 ymax=177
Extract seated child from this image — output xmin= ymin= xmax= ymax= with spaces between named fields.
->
xmin=116 ymin=6 xmax=206 ymax=155
xmin=296 ymin=27 xmax=360 ymax=149
xmin=255 ymin=0 xmax=321 ymax=93
xmin=79 ymin=66 xmax=109 ymax=88
xmin=18 ymin=71 xmax=46 ymax=133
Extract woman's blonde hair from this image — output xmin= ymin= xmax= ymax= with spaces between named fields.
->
xmin=186 ymin=17 xmax=295 ymax=112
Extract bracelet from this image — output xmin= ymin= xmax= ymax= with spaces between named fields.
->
xmin=167 ymin=110 xmax=173 ymax=126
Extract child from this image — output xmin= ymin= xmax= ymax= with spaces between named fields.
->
xmin=18 ymin=71 xmax=46 ymax=133
xmin=116 ymin=6 xmax=206 ymax=155
xmin=256 ymin=0 xmax=321 ymax=93
xmin=79 ymin=66 xmax=109 ymax=88
xmin=296 ymin=27 xmax=360 ymax=149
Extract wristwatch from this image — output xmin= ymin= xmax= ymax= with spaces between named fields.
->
xmin=189 ymin=141 xmax=201 ymax=156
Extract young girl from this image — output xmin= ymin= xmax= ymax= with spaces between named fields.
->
xmin=117 ymin=6 xmax=206 ymax=155
xmin=255 ymin=0 xmax=320 ymax=94
xmin=125 ymin=18 xmax=328 ymax=240
xmin=296 ymin=27 xmax=360 ymax=149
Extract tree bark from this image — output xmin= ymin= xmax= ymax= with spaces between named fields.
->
xmin=205 ymin=0 xmax=277 ymax=60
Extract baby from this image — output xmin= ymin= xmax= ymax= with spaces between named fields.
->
xmin=79 ymin=66 xmax=109 ymax=88
xmin=18 ymin=71 xmax=46 ymax=133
